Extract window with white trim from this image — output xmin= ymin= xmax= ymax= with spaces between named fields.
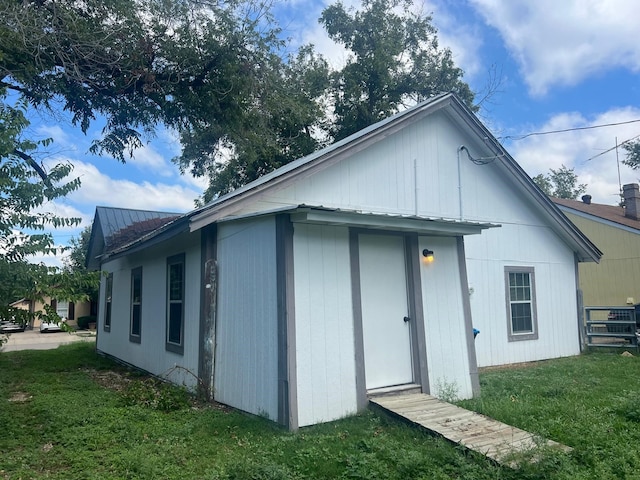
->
xmin=130 ymin=267 xmax=142 ymax=343
xmin=505 ymin=267 xmax=538 ymax=341
xmin=166 ymin=254 xmax=185 ymax=354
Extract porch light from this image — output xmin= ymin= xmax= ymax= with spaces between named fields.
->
xmin=422 ymin=248 xmax=434 ymax=263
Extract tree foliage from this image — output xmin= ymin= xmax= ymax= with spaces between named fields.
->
xmin=0 ymin=93 xmax=81 ymax=262
xmin=1 ymin=0 xmax=479 ymax=202
xmin=320 ymin=0 xmax=476 ymax=141
xmin=1 ymin=0 xmax=272 ymax=160
xmin=190 ymin=46 xmax=331 ymax=201
xmin=533 ymin=165 xmax=587 ymax=199
xmin=623 ymin=141 xmax=640 ymax=170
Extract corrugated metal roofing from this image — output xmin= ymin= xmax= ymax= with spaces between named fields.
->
xmin=86 ymin=207 xmax=180 ymax=270
xmin=95 ymin=206 xmax=179 ymax=240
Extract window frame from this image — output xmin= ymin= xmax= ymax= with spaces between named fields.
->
xmin=104 ymin=273 xmax=113 ymax=332
xmin=504 ymin=266 xmax=538 ymax=342
xmin=166 ymin=253 xmax=185 ymax=354
xmin=130 ymin=266 xmax=143 ymax=343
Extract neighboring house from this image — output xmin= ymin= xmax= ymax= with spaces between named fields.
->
xmin=87 ymin=93 xmax=600 ymax=430
xmin=10 ymin=297 xmax=91 ymax=327
xmin=553 ymin=184 xmax=640 ymax=308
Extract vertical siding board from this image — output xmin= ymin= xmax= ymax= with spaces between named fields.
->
xmin=293 ymin=224 xmax=357 ymax=427
xmin=215 ymin=217 xmax=279 ymax=420
xmin=419 ymin=235 xmax=474 ymax=399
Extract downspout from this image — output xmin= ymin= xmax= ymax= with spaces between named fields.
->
xmin=574 ymin=252 xmax=585 ymax=352
xmin=414 ymin=158 xmax=418 ymax=216
xmin=457 ymin=146 xmax=466 ymax=221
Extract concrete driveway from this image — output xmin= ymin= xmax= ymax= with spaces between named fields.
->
xmin=0 ymin=329 xmax=96 ymax=352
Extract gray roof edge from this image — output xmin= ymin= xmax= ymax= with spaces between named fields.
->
xmin=215 ymin=203 xmax=499 ymax=229
xmin=190 ymin=93 xmax=455 ymax=223
xmin=95 ymin=205 xmax=180 ymax=216
xmin=100 ymin=214 xmax=191 ymax=263
xmin=557 ymin=204 xmax=640 ymax=235
xmin=444 ymin=96 xmax=603 ymax=263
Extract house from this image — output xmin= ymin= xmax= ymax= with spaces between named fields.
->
xmin=10 ymin=296 xmax=91 ymax=328
xmin=87 ymin=93 xmax=600 ymax=429
xmin=553 ymin=185 xmax=640 ymax=308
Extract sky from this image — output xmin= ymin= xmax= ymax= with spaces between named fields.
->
xmin=24 ymin=0 xmax=640 ymax=266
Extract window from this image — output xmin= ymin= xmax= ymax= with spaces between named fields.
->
xmin=505 ymin=267 xmax=538 ymax=341
xmin=104 ymin=273 xmax=113 ymax=332
xmin=56 ymin=300 xmax=69 ymax=320
xmin=130 ymin=267 xmax=142 ymax=343
xmin=166 ymin=254 xmax=185 ymax=354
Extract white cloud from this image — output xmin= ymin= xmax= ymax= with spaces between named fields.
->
xmin=427 ymin=1 xmax=485 ymax=81
xmin=128 ymin=143 xmax=173 ymax=177
xmin=27 ymin=246 xmax=68 ymax=269
xmin=67 ymin=160 xmax=200 ymax=212
xmin=509 ymin=106 xmax=640 ymax=204
xmin=470 ymin=0 xmax=640 ymax=96
xmin=35 ymin=125 xmax=72 ymax=146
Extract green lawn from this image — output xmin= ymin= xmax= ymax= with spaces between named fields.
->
xmin=1 ymin=344 xmax=640 ymax=479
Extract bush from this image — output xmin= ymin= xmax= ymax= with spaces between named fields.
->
xmin=77 ymin=315 xmax=96 ymax=329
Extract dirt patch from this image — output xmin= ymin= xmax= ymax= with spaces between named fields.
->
xmin=82 ymin=368 xmax=232 ymax=412
xmin=8 ymin=391 xmax=32 ymax=403
xmin=83 ymin=368 xmax=133 ymax=392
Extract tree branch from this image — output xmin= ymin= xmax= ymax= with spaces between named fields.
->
xmin=12 ymin=149 xmax=52 ymax=188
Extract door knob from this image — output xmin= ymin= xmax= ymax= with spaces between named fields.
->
xmin=403 ymin=316 xmax=410 ymax=323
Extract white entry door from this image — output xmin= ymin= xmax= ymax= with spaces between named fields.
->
xmin=359 ymin=234 xmax=413 ymax=390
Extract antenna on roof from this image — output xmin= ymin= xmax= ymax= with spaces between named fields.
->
xmin=616 ymin=136 xmax=623 ymax=205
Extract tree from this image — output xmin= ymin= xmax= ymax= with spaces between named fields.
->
xmin=320 ymin=0 xmax=476 ymax=141
xmin=63 ymin=226 xmax=100 ymax=308
xmin=185 ymin=45 xmax=331 ymax=201
xmin=1 ymin=0 xmax=275 ymax=160
xmin=1 ymin=0 xmax=331 ymax=202
xmin=623 ymin=141 xmax=640 ymax=170
xmin=533 ymin=165 xmax=587 ymax=199
xmin=0 ymin=94 xmax=81 ymax=262
xmin=63 ymin=226 xmax=92 ymax=273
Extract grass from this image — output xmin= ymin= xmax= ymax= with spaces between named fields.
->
xmin=1 ymin=345 xmax=640 ymax=479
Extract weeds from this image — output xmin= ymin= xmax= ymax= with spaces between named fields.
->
xmin=121 ymin=377 xmax=192 ymax=412
xmin=3 ymin=345 xmax=640 ymax=479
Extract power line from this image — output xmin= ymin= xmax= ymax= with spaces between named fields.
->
xmin=582 ymin=134 xmax=640 ymax=163
xmin=498 ymin=118 xmax=640 ymax=141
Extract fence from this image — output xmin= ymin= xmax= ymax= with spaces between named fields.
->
xmin=584 ymin=306 xmax=638 ymax=348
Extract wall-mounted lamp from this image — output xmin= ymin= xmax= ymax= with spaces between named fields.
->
xmin=422 ymin=248 xmax=434 ymax=263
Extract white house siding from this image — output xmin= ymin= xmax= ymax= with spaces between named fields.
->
xmin=466 ymin=224 xmax=580 ymax=367
xmin=96 ymin=232 xmax=201 ymax=388
xmin=235 ymin=111 xmax=581 ymax=368
xmin=214 ymin=217 xmax=279 ymax=420
xmin=419 ymin=236 xmax=474 ymax=400
xmin=292 ymin=223 xmax=357 ymax=427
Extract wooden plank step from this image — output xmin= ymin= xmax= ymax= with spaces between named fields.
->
xmin=370 ymin=393 xmax=571 ymax=466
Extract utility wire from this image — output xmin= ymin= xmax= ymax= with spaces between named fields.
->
xmin=498 ymin=118 xmax=640 ymax=141
xmin=582 ymin=134 xmax=640 ymax=163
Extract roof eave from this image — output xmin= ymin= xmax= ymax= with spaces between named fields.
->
xmin=444 ymin=96 xmax=602 ymax=263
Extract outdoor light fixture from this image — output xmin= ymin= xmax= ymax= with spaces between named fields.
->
xmin=422 ymin=248 xmax=434 ymax=263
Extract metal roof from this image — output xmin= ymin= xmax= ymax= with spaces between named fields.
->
xmin=85 ymin=207 xmax=180 ymax=270
xmin=89 ymin=93 xmax=602 ymax=264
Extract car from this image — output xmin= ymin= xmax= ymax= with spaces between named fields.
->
xmin=0 ymin=319 xmax=26 ymax=333
xmin=40 ymin=317 xmax=67 ymax=333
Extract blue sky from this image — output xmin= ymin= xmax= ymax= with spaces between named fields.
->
xmin=26 ymin=0 xmax=640 ymax=265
